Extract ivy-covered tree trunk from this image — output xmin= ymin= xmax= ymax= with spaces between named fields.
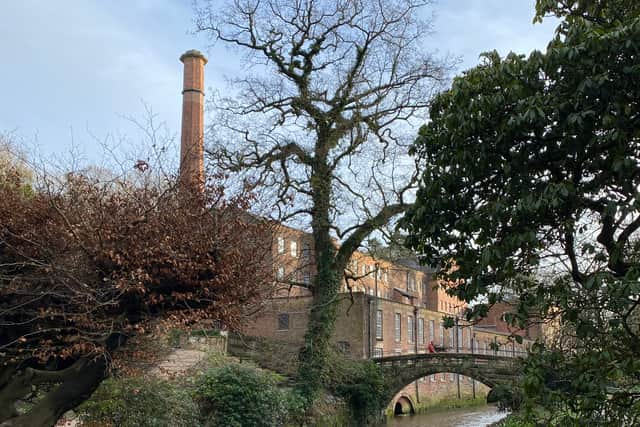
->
xmin=297 ymin=159 xmax=343 ymax=405
xmin=194 ymin=0 xmax=449 ymax=413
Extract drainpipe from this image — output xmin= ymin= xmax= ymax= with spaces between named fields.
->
xmin=367 ymin=296 xmax=372 ymax=359
xmin=472 ymin=332 xmax=476 ymax=399
xmin=455 ymin=316 xmax=460 ymax=400
xmin=414 ymin=306 xmax=419 ymax=404
xmin=371 ymin=263 xmax=380 ymax=359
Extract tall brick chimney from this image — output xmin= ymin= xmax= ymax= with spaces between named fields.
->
xmin=179 ymin=49 xmax=207 ymax=190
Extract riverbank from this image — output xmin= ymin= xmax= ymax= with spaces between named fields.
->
xmin=488 ymin=412 xmax=531 ymax=427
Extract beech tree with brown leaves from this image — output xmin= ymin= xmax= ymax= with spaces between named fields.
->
xmin=0 ymin=154 xmax=274 ymax=427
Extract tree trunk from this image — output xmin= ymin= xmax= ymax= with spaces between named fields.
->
xmin=297 ymin=160 xmax=343 ymax=406
xmin=0 ymin=357 xmax=107 ymax=427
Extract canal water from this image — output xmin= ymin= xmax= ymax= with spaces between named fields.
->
xmin=385 ymin=404 xmax=508 ymax=427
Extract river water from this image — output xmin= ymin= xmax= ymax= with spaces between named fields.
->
xmin=385 ymin=405 xmax=509 ymax=427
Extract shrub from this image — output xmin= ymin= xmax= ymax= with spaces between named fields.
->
xmin=194 ymin=364 xmax=299 ymax=427
xmin=324 ymin=352 xmax=388 ymax=425
xmin=78 ymin=376 xmax=200 ymax=427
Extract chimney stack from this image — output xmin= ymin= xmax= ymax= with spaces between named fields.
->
xmin=179 ymin=49 xmax=207 ymax=191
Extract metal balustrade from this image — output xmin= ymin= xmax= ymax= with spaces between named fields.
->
xmin=370 ymin=347 xmax=528 ymax=359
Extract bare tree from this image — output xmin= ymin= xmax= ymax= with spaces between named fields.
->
xmin=195 ymin=0 xmax=451 ymax=405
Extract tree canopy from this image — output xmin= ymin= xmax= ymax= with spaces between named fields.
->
xmin=403 ymin=0 xmax=640 ymax=423
xmin=195 ymin=0 xmax=450 ymax=407
xmin=0 ymin=159 xmax=273 ymax=426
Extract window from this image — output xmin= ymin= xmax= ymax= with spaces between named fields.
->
xmin=277 ymin=313 xmax=289 ymax=330
xmin=362 ymin=265 xmax=367 ymax=275
xmin=418 ymin=318 xmax=425 ymax=344
xmin=468 ymin=331 xmax=472 ymax=350
xmin=450 ymin=373 xmax=455 ymax=382
xmin=290 ymin=240 xmax=297 ymax=257
xmin=458 ymin=327 xmax=463 ymax=350
xmin=303 ymin=271 xmax=311 ymax=286
xmin=276 ymin=265 xmax=285 ymax=280
xmin=302 ymin=243 xmax=311 ymax=259
xmin=376 ymin=310 xmax=383 ymax=340
xmin=383 ymin=269 xmax=388 ymax=282
xmin=406 ymin=272 xmax=415 ymax=291
xmin=408 ymin=315 xmax=414 ymax=343
xmin=277 ymin=236 xmax=285 ymax=254
xmin=394 ymin=313 xmax=401 ymax=343
xmin=372 ymin=347 xmax=383 ymax=358
xmin=337 ymin=341 xmax=351 ymax=354
xmin=429 ymin=320 xmax=435 ymax=343
xmin=440 ymin=322 xmax=445 ymax=346
xmin=449 ymin=329 xmax=454 ymax=349
xmin=430 ymin=375 xmax=436 ymax=383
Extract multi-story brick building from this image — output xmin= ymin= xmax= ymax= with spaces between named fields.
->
xmin=243 ymin=224 xmax=539 ymax=412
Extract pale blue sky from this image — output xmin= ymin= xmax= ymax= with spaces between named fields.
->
xmin=0 ymin=1 xmax=557 ymax=165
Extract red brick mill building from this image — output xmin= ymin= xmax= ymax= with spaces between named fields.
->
xmin=241 ymin=224 xmax=542 ymax=413
xmin=176 ymin=50 xmax=543 ymax=415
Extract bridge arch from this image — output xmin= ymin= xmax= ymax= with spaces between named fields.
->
xmin=393 ymin=395 xmax=415 ymax=415
xmin=374 ymin=353 xmax=522 ymax=405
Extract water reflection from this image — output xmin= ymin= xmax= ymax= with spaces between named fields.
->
xmin=385 ymin=404 xmax=509 ymax=427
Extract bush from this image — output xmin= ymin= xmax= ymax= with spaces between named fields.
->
xmin=78 ymin=376 xmax=200 ymax=427
xmin=324 ymin=352 xmax=388 ymax=425
xmin=194 ymin=363 xmax=300 ymax=427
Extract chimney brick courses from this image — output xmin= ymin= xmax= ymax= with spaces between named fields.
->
xmin=179 ymin=49 xmax=207 ymax=191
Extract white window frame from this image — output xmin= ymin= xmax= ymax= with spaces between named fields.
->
xmin=394 ymin=313 xmax=401 ymax=343
xmin=277 ymin=236 xmax=285 ymax=254
xmin=407 ymin=315 xmax=414 ymax=344
xmin=276 ymin=265 xmax=285 ymax=280
xmin=376 ymin=310 xmax=383 ymax=340
xmin=290 ymin=240 xmax=297 ymax=257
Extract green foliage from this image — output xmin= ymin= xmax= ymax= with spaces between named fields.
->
xmin=194 ymin=363 xmax=302 ymax=427
xmin=167 ymin=328 xmax=183 ymax=347
xmin=403 ymin=0 xmax=640 ymax=423
xmin=323 ymin=353 xmax=388 ymax=425
xmin=498 ymin=413 xmax=536 ymax=427
xmin=487 ymin=384 xmax=524 ymax=412
xmin=78 ymin=376 xmax=200 ymax=427
xmin=534 ymin=0 xmax=639 ymax=25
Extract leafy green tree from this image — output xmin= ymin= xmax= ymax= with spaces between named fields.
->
xmin=403 ymin=1 xmax=640 ymax=423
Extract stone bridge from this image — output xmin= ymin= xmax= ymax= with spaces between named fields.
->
xmin=374 ymin=352 xmax=523 ymax=403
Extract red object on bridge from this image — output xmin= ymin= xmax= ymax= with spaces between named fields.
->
xmin=428 ymin=341 xmax=436 ymax=353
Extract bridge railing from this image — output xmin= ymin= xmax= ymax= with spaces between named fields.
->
xmin=370 ymin=347 xmax=528 ymax=359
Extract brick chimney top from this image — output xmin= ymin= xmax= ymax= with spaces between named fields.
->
xmin=180 ymin=49 xmax=208 ymax=65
